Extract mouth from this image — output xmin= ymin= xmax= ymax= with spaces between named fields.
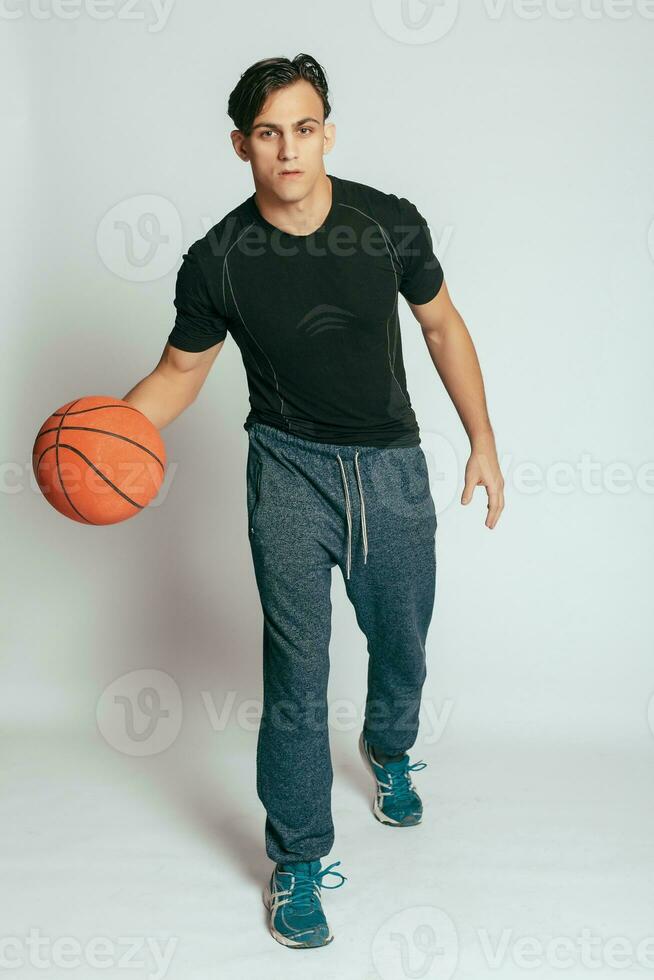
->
xmin=279 ymin=170 xmax=303 ymax=177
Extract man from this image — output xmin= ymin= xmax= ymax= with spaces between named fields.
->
xmin=123 ymin=53 xmax=504 ymax=950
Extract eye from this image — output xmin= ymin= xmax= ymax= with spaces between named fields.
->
xmin=300 ymin=127 xmax=313 ymax=135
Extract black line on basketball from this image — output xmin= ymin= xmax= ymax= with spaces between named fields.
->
xmin=34 ymin=426 xmax=164 ymax=471
xmin=51 ymin=404 xmax=141 ymax=417
xmin=39 ymin=443 xmax=144 ymax=512
xmin=54 ymin=399 xmax=92 ymax=523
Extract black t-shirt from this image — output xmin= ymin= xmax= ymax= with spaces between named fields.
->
xmin=167 ymin=173 xmax=444 ymax=447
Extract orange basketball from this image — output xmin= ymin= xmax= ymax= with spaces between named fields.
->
xmin=32 ymin=395 xmax=167 ymax=525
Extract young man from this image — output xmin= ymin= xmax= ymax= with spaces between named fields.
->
xmin=123 ymin=53 xmax=504 ymax=950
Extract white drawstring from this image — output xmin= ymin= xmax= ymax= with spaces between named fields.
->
xmin=336 ymin=454 xmax=352 ymax=579
xmin=336 ymin=451 xmax=368 ymax=580
xmin=353 ymin=451 xmax=369 ymax=565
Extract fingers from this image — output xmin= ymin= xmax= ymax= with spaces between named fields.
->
xmin=485 ymin=487 xmax=504 ymax=529
xmin=461 ymin=476 xmax=477 ymax=505
xmin=461 ymin=454 xmax=505 ymax=527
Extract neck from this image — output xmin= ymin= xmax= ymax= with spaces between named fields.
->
xmin=253 ymin=171 xmax=332 ymax=236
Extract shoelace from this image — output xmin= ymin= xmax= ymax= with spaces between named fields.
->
xmin=379 ymin=758 xmax=428 ymax=806
xmin=276 ymin=860 xmax=347 ymax=913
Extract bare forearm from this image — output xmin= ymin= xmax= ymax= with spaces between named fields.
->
xmin=423 ymin=314 xmax=495 ymax=448
xmin=122 ymin=368 xmax=199 ymax=430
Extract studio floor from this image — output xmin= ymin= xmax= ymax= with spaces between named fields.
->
xmin=2 ymin=728 xmax=653 ymax=980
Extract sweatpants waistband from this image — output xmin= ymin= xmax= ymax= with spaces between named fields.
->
xmin=246 ymin=421 xmax=416 ymax=461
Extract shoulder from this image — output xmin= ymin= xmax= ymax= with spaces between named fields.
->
xmin=334 ymin=174 xmax=424 ymax=236
xmin=182 ymin=198 xmax=258 ymax=269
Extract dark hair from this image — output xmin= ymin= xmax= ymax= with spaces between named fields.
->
xmin=227 ymin=53 xmax=331 ymax=136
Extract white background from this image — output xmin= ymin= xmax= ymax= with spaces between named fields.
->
xmin=2 ymin=1 xmax=654 ymax=977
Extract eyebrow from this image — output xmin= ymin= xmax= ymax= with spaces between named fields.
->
xmin=251 ymin=117 xmax=322 ymax=131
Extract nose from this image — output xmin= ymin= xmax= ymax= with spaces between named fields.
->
xmin=278 ymin=135 xmax=299 ymax=160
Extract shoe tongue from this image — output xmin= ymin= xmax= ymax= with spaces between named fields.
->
xmin=280 ymin=859 xmax=321 ymax=875
xmin=384 ymin=758 xmax=407 ymax=771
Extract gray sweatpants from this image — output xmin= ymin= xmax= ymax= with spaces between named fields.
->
xmin=245 ymin=421 xmax=437 ymax=864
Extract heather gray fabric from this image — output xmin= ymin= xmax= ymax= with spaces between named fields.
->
xmin=246 ymin=421 xmax=437 ymax=864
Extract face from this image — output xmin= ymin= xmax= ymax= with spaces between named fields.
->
xmin=231 ymin=79 xmax=336 ymax=201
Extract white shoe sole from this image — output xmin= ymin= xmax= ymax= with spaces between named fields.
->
xmin=357 ymin=731 xmax=423 ymax=827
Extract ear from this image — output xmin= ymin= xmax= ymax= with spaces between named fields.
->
xmin=323 ymin=121 xmax=336 ymax=153
xmin=230 ymin=130 xmax=249 ymax=161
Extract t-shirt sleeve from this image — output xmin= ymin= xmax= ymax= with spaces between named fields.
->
xmin=395 ymin=196 xmax=444 ymax=305
xmin=167 ymin=243 xmax=229 ymax=352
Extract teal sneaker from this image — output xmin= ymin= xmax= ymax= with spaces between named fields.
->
xmin=358 ymin=731 xmax=428 ymax=827
xmin=262 ymin=858 xmax=347 ymax=948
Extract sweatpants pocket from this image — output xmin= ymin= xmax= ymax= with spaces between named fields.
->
xmin=248 ymin=455 xmax=263 ymax=537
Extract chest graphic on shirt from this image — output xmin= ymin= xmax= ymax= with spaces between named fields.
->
xmin=222 ymin=228 xmax=401 ymax=354
xmin=296 ymin=304 xmax=356 ymax=338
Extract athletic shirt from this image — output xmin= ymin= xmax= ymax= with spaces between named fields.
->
xmin=167 ymin=173 xmax=444 ymax=447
